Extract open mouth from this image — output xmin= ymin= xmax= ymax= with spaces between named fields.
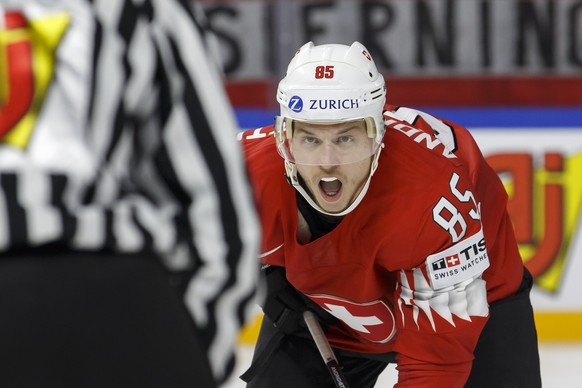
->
xmin=319 ymin=177 xmax=342 ymax=201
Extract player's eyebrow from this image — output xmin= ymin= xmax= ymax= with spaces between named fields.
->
xmin=294 ymin=124 xmax=360 ymax=136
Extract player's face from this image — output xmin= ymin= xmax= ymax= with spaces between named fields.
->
xmin=293 ymin=121 xmax=373 ymax=213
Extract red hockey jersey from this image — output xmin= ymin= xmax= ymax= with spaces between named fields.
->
xmin=241 ymin=105 xmax=524 ymax=387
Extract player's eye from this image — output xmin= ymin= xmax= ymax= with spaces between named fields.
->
xmin=303 ymin=136 xmax=320 ymax=145
xmin=335 ymin=136 xmax=353 ymax=144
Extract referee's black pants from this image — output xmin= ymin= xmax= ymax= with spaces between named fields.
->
xmin=0 ymin=250 xmax=215 ymax=388
xmin=247 ymin=267 xmax=541 ymax=388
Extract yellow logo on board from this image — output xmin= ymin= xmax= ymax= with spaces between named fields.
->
xmin=0 ymin=11 xmax=70 ymax=148
xmin=491 ymin=151 xmax=582 ymax=293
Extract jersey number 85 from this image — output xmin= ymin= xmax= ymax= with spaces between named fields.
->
xmin=433 ymin=173 xmax=480 ymax=243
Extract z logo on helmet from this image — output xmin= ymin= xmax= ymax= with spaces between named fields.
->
xmin=288 ymin=95 xmax=303 ymax=113
xmin=0 ymin=11 xmax=70 ymax=149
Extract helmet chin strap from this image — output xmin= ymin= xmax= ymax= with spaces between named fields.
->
xmin=285 ymin=143 xmax=384 ymax=217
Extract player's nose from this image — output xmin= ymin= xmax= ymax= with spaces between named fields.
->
xmin=317 ymin=142 xmax=342 ymax=166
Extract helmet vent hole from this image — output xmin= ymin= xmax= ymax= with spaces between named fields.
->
xmin=369 ymin=72 xmax=373 ymax=78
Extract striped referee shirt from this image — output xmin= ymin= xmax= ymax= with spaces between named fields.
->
xmin=0 ymin=0 xmax=261 ymax=381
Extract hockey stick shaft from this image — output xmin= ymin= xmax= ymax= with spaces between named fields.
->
xmin=303 ymin=310 xmax=351 ymax=388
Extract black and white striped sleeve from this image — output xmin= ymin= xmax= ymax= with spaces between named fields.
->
xmin=91 ymin=0 xmax=262 ymax=382
xmin=147 ymin=0 xmax=262 ymax=382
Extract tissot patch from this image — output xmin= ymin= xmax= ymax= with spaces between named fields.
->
xmin=426 ymin=229 xmax=490 ymax=290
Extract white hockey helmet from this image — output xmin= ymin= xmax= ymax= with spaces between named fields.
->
xmin=274 ymin=41 xmax=386 ymax=216
xmin=275 ymin=41 xmax=386 ymax=165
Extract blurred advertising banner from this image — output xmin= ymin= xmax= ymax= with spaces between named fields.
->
xmin=200 ymin=0 xmax=582 ymax=107
xmin=473 ymin=128 xmax=582 ymax=312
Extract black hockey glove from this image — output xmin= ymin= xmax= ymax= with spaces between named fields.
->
xmin=262 ymin=265 xmax=337 ymax=335
xmin=240 ymin=266 xmax=340 ymax=384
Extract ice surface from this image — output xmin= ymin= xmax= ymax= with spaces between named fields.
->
xmin=222 ymin=342 xmax=582 ymax=387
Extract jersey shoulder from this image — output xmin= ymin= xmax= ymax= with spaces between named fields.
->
xmin=371 ymin=110 xmax=484 ymax=271
xmin=239 ymin=126 xmax=288 ymax=265
xmin=381 ymin=111 xmax=462 ymax=178
xmin=240 ymin=125 xmax=277 ymax=154
xmin=383 ymin=105 xmax=492 ymax=171
xmin=239 ymin=124 xmax=287 ymax=208
xmin=240 ymin=125 xmax=282 ymax=175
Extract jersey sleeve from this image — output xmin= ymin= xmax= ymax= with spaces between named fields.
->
xmin=240 ymin=127 xmax=286 ymax=266
xmin=385 ymin=104 xmax=524 ymax=303
xmin=393 ymin=166 xmax=490 ymax=387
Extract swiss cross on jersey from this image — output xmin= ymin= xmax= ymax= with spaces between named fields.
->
xmin=307 ymin=294 xmax=396 ymax=344
xmin=432 ymin=254 xmax=461 ymax=270
xmin=426 ymin=228 xmax=490 ymax=290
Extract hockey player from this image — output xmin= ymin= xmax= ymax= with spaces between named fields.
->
xmin=240 ymin=41 xmax=541 ymax=387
